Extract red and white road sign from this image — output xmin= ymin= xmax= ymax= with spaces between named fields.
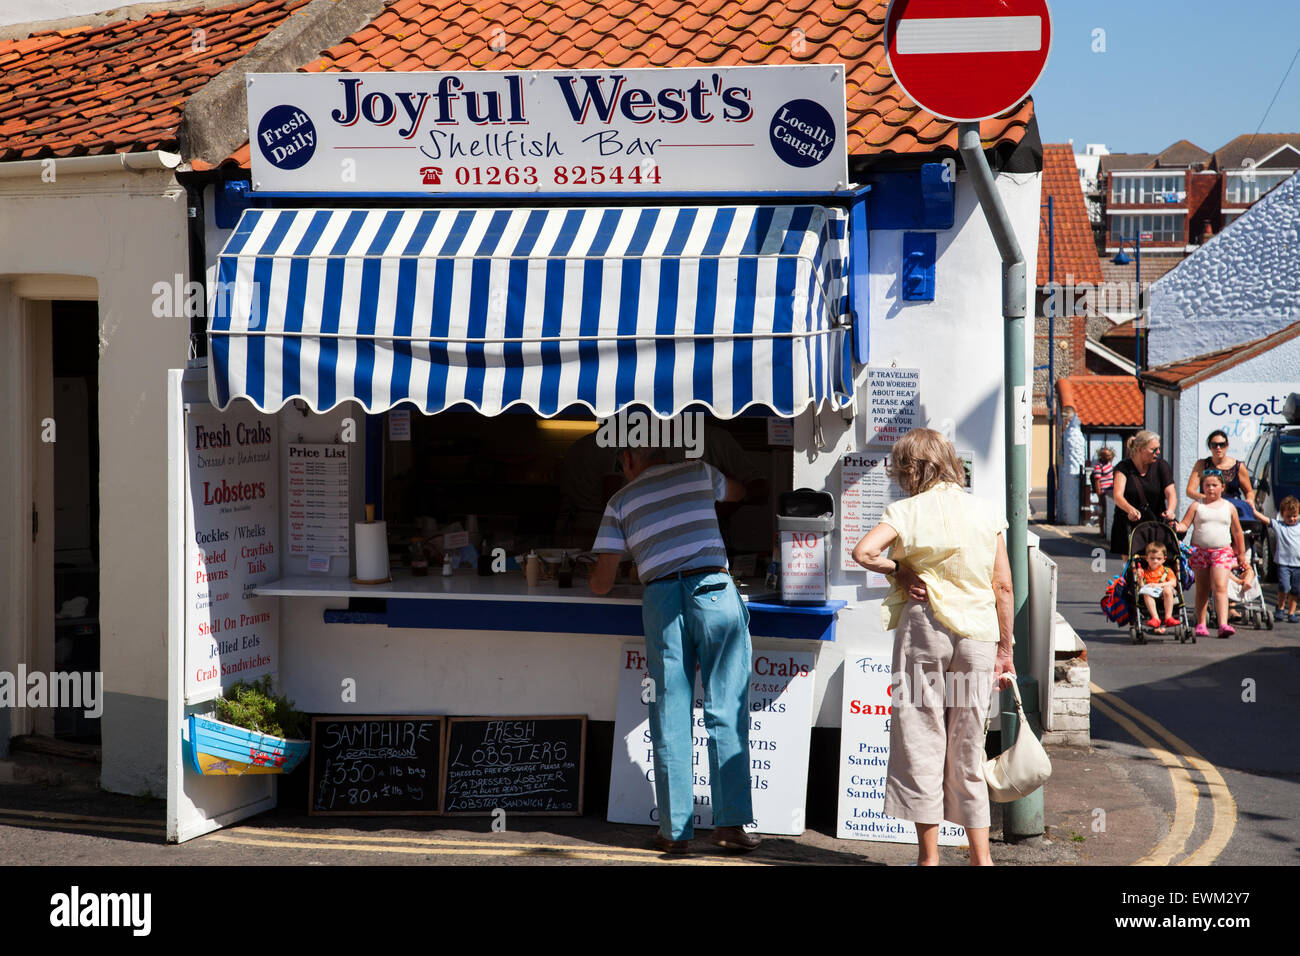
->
xmin=885 ymin=0 xmax=1052 ymax=122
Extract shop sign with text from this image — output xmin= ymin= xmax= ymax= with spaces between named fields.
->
xmin=246 ymin=66 xmax=848 ymax=194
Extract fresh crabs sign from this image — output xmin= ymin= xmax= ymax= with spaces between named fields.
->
xmin=245 ymin=65 xmax=848 ymax=194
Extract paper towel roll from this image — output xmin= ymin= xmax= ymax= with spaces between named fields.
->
xmin=354 ymin=521 xmax=390 ymax=582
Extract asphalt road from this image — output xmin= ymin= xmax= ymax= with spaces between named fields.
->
xmin=1034 ymin=520 xmax=1300 ymax=866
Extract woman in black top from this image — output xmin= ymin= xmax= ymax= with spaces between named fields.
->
xmin=1111 ymin=430 xmax=1177 ymax=555
xmin=1186 ymin=429 xmax=1254 ymax=505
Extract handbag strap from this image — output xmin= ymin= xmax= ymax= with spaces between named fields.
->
xmin=983 ymin=678 xmax=1026 ymax=735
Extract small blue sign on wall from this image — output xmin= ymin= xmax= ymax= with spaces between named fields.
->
xmin=902 ymin=232 xmax=936 ymax=302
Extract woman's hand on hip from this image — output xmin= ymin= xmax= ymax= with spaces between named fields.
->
xmin=896 ymin=565 xmax=929 ymax=602
xmin=995 ymin=647 xmax=1016 ymax=689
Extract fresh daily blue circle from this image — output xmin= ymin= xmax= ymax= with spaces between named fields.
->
xmin=256 ymin=105 xmax=317 ymax=170
xmin=769 ymin=99 xmax=836 ymax=168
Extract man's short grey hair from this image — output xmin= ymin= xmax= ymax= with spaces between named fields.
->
xmin=625 ymin=445 xmax=668 ymax=469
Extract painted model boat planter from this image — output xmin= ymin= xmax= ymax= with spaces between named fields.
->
xmin=187 ymin=714 xmax=310 ymax=776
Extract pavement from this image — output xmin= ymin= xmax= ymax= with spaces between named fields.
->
xmin=0 ymin=701 xmax=1163 ymax=868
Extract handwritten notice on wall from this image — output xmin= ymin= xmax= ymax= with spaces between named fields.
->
xmin=287 ymin=444 xmax=349 ymax=556
xmin=840 ymin=454 xmax=906 ymax=580
xmin=184 ymin=406 xmax=279 ymax=702
xmin=866 ymin=367 xmax=920 ymax=446
xmin=836 ymin=650 xmax=968 ymax=846
xmin=607 ymin=644 xmax=815 ymax=835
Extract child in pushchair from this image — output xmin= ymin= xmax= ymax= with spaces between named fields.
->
xmin=1221 ymin=549 xmax=1273 ymax=629
xmin=1125 ymin=521 xmax=1192 ymax=643
xmin=1137 ymin=541 xmax=1179 ymax=631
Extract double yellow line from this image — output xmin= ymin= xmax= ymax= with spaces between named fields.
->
xmin=0 ymin=808 xmax=765 ymax=864
xmin=207 ymin=825 xmax=768 ymax=865
xmin=1090 ymin=683 xmax=1236 ymax=866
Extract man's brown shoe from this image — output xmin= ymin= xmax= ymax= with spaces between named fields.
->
xmin=654 ymin=833 xmax=690 ymax=854
xmin=711 ymin=826 xmax=761 ymax=852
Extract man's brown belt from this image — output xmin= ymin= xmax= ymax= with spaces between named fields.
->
xmin=646 ymin=566 xmax=728 ymax=586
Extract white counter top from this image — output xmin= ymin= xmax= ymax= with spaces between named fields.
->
xmin=251 ymin=569 xmax=646 ymax=604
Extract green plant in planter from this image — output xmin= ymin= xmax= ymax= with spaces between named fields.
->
xmin=215 ymin=677 xmax=309 ymax=740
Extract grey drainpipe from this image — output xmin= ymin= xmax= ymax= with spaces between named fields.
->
xmin=957 ymin=123 xmax=1043 ymax=842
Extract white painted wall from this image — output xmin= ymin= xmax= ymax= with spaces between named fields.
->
xmin=1152 ymin=335 xmax=1300 ymax=503
xmin=0 ymin=167 xmax=190 ymax=794
xmin=795 ymin=167 xmax=1041 ymax=723
xmin=1148 ymin=172 xmax=1300 ymax=367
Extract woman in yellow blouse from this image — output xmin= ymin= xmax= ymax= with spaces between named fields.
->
xmin=852 ymin=428 xmax=1016 ymax=866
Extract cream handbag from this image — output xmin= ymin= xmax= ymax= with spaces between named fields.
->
xmin=983 ymin=680 xmax=1052 ymax=803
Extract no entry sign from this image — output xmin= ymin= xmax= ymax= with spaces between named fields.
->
xmin=885 ymin=0 xmax=1052 ymax=122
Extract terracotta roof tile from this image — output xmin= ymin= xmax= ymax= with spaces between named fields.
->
xmin=1141 ymin=322 xmax=1300 ymax=391
xmin=210 ymin=0 xmax=1032 ymax=167
xmin=0 ymin=0 xmax=309 ymax=161
xmin=1038 ymin=144 xmax=1104 ymax=287
xmin=1056 ymin=376 xmax=1144 ymax=428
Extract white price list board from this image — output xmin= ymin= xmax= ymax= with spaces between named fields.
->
xmin=608 ymin=644 xmax=815 ymax=835
xmin=287 ymin=444 xmax=349 ymax=556
xmin=839 ymin=454 xmax=906 ymax=582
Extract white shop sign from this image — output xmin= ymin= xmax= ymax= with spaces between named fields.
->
xmin=184 ymin=406 xmax=280 ymax=703
xmin=839 ymin=453 xmax=906 ymax=583
xmin=767 ymin=417 xmax=794 ymax=446
xmin=608 ymin=643 xmax=814 ymax=835
xmin=388 ymin=408 xmax=412 ymax=442
xmin=836 ymin=649 xmax=968 ymax=846
xmin=1197 ymin=382 xmax=1292 ymax=463
xmin=865 ymin=367 xmax=920 ymax=446
xmin=246 ymin=65 xmax=849 ymax=194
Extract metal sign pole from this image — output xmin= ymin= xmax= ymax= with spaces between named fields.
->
xmin=957 ymin=123 xmax=1044 ymax=840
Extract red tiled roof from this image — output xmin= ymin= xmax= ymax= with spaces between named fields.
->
xmin=1141 ymin=321 xmax=1300 ymax=391
xmin=1056 ymin=375 xmax=1143 ymax=427
xmin=1100 ymin=317 xmax=1139 ymax=341
xmin=0 ymin=0 xmax=310 ymax=161
xmin=1038 ymin=143 xmax=1102 ymax=286
xmin=216 ymin=0 xmax=1034 ymax=167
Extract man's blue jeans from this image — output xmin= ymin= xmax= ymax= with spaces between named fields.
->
xmin=641 ymin=571 xmax=754 ymax=841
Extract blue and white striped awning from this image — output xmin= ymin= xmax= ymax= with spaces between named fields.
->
xmin=208 ymin=204 xmax=851 ymax=418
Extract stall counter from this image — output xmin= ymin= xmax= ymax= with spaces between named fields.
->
xmin=252 ymin=569 xmax=845 ymax=642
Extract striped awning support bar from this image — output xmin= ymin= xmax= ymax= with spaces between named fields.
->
xmin=208 ymin=204 xmax=852 ymax=419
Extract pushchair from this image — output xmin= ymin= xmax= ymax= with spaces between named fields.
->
xmin=1210 ymin=545 xmax=1275 ymax=630
xmin=1124 ymin=519 xmax=1193 ymax=644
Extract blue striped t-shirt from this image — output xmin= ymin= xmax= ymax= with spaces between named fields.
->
xmin=591 ymin=461 xmax=729 ymax=582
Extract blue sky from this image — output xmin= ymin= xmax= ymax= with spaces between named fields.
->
xmin=1033 ymin=0 xmax=1300 ymax=154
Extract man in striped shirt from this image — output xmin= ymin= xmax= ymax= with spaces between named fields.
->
xmin=589 ymin=445 xmax=758 ymax=854
xmin=1092 ymin=447 xmax=1115 ymax=534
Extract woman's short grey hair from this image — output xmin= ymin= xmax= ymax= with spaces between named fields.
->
xmin=887 ymin=428 xmax=966 ymax=497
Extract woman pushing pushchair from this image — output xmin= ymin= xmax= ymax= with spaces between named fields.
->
xmin=1111 ymin=431 xmax=1178 ymax=556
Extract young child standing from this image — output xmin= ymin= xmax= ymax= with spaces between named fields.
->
xmin=1137 ymin=541 xmax=1179 ymax=632
xmin=1175 ymin=471 xmax=1246 ymax=638
xmin=1250 ymin=496 xmax=1300 ymax=623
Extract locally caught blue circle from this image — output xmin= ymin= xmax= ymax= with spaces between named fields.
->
xmin=769 ymin=99 xmax=836 ymax=168
xmin=256 ymin=105 xmax=317 ymax=170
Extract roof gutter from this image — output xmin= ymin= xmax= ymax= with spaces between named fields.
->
xmin=0 ymin=150 xmax=182 ymax=179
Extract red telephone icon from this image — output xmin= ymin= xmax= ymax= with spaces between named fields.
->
xmin=420 ymin=166 xmax=443 ymax=185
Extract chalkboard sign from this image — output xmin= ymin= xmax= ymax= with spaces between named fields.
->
xmin=442 ymin=716 xmax=586 ymax=816
xmin=308 ymin=716 xmax=444 ymax=816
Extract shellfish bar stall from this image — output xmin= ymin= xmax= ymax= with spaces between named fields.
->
xmin=166 ymin=63 xmax=1050 ymax=845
